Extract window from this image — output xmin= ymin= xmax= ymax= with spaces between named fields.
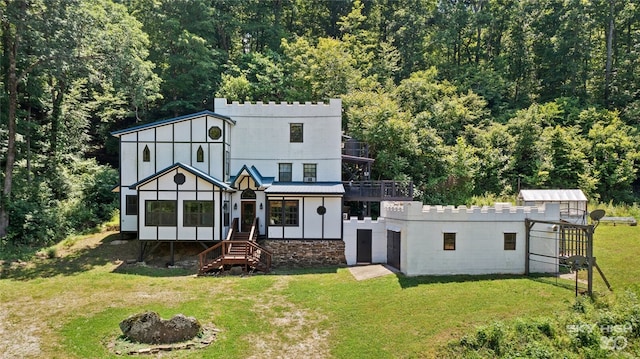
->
xmin=223 ymin=200 xmax=230 ymax=226
xmin=241 ymin=188 xmax=256 ymax=199
xmin=225 ymin=150 xmax=230 ymax=177
xmin=197 ymin=146 xmax=204 ymax=162
xmin=269 ymin=200 xmax=299 ymax=226
xmin=145 ymin=200 xmax=177 ymax=226
xmin=443 ymin=232 xmax=456 ymax=250
xmin=183 ymin=201 xmax=214 ymax=227
xmin=303 ymin=164 xmax=317 ymax=182
xmin=290 ymin=123 xmax=303 ymax=142
xmin=279 ymin=163 xmax=292 ymax=182
xmin=142 ymin=145 xmax=150 ymax=162
xmin=208 ymin=126 xmax=222 ymax=140
xmin=504 ymin=233 xmax=517 ymax=250
xmin=125 ymin=195 xmax=138 ymax=215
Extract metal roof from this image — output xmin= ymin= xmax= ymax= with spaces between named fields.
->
xmin=264 ymin=182 xmax=345 ymax=195
xmin=518 ymin=189 xmax=587 ymax=202
xmin=129 ymin=162 xmax=234 ymax=191
xmin=111 ymin=110 xmax=235 ymax=137
xmin=230 ymin=165 xmax=274 ymax=188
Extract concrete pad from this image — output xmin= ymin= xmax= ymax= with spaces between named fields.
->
xmin=348 ymin=264 xmax=399 ymax=281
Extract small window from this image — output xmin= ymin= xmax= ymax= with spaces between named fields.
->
xmin=145 ymin=200 xmax=177 ymax=226
xmin=303 ymin=163 xmax=317 ymax=182
xmin=290 ymin=123 xmax=303 ymax=142
xmin=208 ymin=126 xmax=222 ymax=140
xmin=269 ymin=200 xmax=299 ymax=226
xmin=125 ymin=195 xmax=138 ymax=215
xmin=197 ymin=146 xmax=204 ymax=162
xmin=443 ymin=233 xmax=456 ymax=250
xmin=241 ymin=188 xmax=256 ymax=199
xmin=225 ymin=150 xmax=230 ymax=177
xmin=504 ymin=233 xmax=517 ymax=250
xmin=279 ymin=163 xmax=292 ymax=182
xmin=223 ymin=200 xmax=230 ymax=226
xmin=183 ymin=201 xmax=214 ymax=227
xmin=142 ymin=145 xmax=150 ymax=162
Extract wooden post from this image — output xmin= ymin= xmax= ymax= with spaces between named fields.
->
xmin=525 ymin=219 xmax=531 ymax=275
xmin=587 ymin=225 xmax=594 ymax=296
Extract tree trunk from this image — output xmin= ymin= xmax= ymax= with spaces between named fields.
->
xmin=604 ymin=0 xmax=615 ymax=107
xmin=0 ymin=23 xmax=19 ymax=238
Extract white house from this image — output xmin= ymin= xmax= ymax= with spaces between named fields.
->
xmin=112 ymin=99 xmax=346 ymax=268
xmin=113 ymin=98 xmax=580 ymax=275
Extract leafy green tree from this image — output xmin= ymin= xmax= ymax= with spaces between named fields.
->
xmin=130 ymin=0 xmax=221 ymax=116
xmin=468 ymin=123 xmax=514 ymax=196
xmin=539 ymin=126 xmax=594 ymax=194
xmin=343 ymin=91 xmax=418 ymax=181
xmin=442 ymin=136 xmax=480 ymax=204
xmin=506 ymin=103 xmax=562 ymax=189
xmin=586 ymin=112 xmax=640 ymax=202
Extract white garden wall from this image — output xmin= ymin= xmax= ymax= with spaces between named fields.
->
xmin=344 ymin=201 xmax=560 ymax=276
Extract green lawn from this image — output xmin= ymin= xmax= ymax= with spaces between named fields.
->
xmin=0 ymin=224 xmax=637 ymax=358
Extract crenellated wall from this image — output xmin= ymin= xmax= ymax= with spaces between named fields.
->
xmin=343 ymin=217 xmax=388 ymax=265
xmin=344 ymin=201 xmax=560 ymax=276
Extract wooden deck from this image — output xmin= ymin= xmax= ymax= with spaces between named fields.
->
xmin=198 ymin=218 xmax=272 ymax=274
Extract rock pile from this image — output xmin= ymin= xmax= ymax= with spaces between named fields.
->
xmin=119 ymin=311 xmax=202 ymax=344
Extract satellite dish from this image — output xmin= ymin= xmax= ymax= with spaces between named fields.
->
xmin=590 ymin=209 xmax=606 ymax=221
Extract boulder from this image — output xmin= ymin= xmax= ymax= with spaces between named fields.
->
xmin=119 ymin=311 xmax=202 ymax=344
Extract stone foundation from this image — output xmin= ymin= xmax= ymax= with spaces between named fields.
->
xmin=263 ymin=240 xmax=346 ymax=268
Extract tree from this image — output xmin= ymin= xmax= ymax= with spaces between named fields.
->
xmin=586 ymin=112 xmax=639 ymax=202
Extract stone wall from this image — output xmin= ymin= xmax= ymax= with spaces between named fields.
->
xmin=263 ymin=240 xmax=346 ymax=268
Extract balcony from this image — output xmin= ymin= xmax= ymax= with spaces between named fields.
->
xmin=342 ymin=180 xmax=414 ymax=202
xmin=342 ymin=140 xmax=372 ymax=162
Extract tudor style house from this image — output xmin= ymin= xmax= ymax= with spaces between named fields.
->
xmin=112 ymin=98 xmax=345 ymax=271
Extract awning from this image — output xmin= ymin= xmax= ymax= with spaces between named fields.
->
xmin=518 ymin=189 xmax=587 ymax=202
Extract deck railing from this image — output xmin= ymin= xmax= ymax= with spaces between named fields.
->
xmin=342 ymin=180 xmax=414 ymax=201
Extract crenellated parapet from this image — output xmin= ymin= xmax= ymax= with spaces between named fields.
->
xmin=381 ymin=201 xmax=560 ymax=222
xmin=214 ymin=98 xmax=341 ymax=117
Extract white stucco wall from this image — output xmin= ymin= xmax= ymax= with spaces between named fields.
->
xmin=343 ymin=217 xmax=388 ymax=265
xmin=137 ymin=168 xmax=226 ymax=241
xmin=343 ymin=201 xmax=561 ymax=275
xmin=215 ymin=99 xmax=342 ymax=182
xmin=380 ymin=202 xmax=560 ymax=276
xmin=267 ymin=196 xmax=342 ymax=239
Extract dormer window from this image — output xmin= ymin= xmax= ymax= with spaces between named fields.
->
xmin=197 ymin=146 xmax=204 ymax=162
xmin=143 ymin=145 xmax=150 ymax=162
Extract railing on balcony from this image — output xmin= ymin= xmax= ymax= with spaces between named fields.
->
xmin=342 ymin=140 xmax=370 ymax=159
xmin=342 ymin=180 xmax=414 ymax=201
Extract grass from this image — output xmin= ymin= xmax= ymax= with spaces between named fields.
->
xmin=0 ymin=224 xmax=638 ymax=358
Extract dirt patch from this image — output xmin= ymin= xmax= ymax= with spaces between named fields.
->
xmin=246 ymin=276 xmax=330 ymax=359
xmin=0 ymin=308 xmax=41 ymax=359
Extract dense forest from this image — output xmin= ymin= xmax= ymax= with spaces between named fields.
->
xmin=1 ymin=0 xmax=639 ymax=246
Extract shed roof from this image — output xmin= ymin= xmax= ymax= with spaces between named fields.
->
xmin=265 ymin=183 xmax=345 ymax=195
xmin=518 ymin=189 xmax=587 ymax=202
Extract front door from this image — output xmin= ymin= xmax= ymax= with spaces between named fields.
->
xmin=356 ymin=229 xmax=373 ymax=263
xmin=241 ymin=201 xmax=256 ymax=232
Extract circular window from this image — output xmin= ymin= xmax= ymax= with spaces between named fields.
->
xmin=208 ymin=126 xmax=222 ymax=140
xmin=174 ymin=173 xmax=186 ymax=185
xmin=317 ymin=206 xmax=327 ymax=215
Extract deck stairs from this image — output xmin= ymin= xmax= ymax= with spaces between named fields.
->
xmin=198 ymin=218 xmax=271 ymax=274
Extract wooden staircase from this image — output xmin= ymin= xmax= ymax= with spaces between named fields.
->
xmin=198 ymin=218 xmax=272 ymax=275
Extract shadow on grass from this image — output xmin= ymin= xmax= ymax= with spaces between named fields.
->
xmin=0 ymin=233 xmax=128 ymax=281
xmin=395 ymin=272 xmax=577 ymax=292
